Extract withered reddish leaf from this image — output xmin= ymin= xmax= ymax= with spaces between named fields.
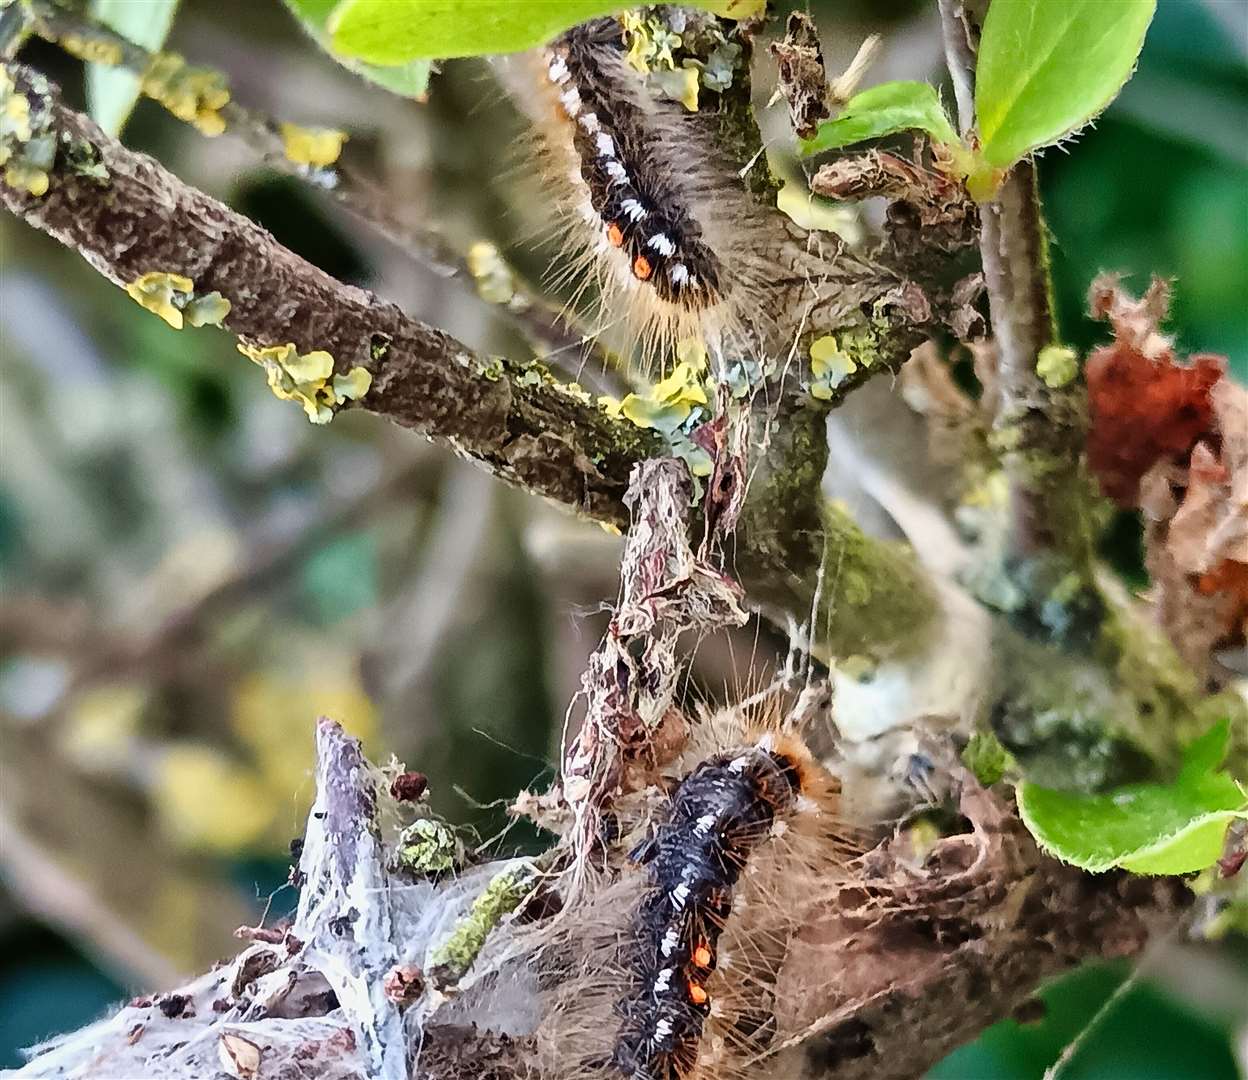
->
xmin=1085 ymin=341 xmax=1224 ymax=505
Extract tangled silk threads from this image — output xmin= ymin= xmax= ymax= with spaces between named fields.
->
xmin=544 ymin=21 xmax=722 ymax=312
xmin=611 ymin=736 xmax=811 ymax=1080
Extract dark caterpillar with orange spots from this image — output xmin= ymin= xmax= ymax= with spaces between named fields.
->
xmin=544 ymin=20 xmax=722 ymax=310
xmin=610 ymin=737 xmax=808 ymax=1079
xmin=500 ymin=11 xmax=793 ymax=367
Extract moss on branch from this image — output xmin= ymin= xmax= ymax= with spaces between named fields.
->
xmin=737 ymin=400 xmax=938 ymax=660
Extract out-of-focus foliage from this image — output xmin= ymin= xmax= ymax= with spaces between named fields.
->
xmin=87 ymin=0 xmax=181 ymax=134
xmin=931 ymin=961 xmax=1242 ymax=1080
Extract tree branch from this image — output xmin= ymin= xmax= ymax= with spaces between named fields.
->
xmin=1 ymin=62 xmax=661 ymax=529
xmin=27 ymin=0 xmax=599 ymax=363
xmin=1 ymin=61 xmax=947 ymax=660
xmin=936 ymin=0 xmax=1087 ymax=561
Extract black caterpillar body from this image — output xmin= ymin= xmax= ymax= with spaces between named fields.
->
xmin=611 ymin=743 xmax=803 ymax=1079
xmin=544 ymin=20 xmax=722 ymax=310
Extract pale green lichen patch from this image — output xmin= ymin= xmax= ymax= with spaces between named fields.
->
xmin=279 ymin=122 xmax=347 ymax=168
xmin=332 ymin=366 xmax=372 ymax=402
xmin=620 ymin=10 xmax=744 ymax=112
xmin=237 ymin=341 xmax=371 ymax=424
xmin=649 ymin=64 xmax=702 ymax=112
xmin=600 ymin=349 xmax=713 ymax=477
xmin=125 ymin=273 xmax=232 ymax=331
xmin=141 ymin=52 xmax=229 ymax=137
xmin=54 ymin=32 xmax=125 ymax=67
xmin=395 ymin=818 xmax=460 ymax=876
xmin=184 ymin=291 xmax=231 ymax=328
xmin=428 ymin=867 xmax=531 ymax=984
xmin=1036 ymin=343 xmax=1079 ymax=388
xmin=1 ymin=66 xmax=51 ymax=196
xmin=466 ymin=241 xmax=525 ymax=308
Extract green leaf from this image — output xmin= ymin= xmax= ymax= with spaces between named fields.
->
xmin=975 ymin=0 xmax=1157 ymax=168
xmin=326 ymin=0 xmax=764 ymax=65
xmin=284 ymin=0 xmax=432 ymax=100
xmin=86 ymin=0 xmax=180 ymax=136
xmin=799 ymin=82 xmax=957 ymax=157
xmin=1017 ymin=720 xmax=1247 ymax=875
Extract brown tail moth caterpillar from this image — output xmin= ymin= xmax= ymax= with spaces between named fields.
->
xmin=536 ymin=718 xmax=855 ymax=1080
xmin=504 ymin=14 xmax=794 ymax=369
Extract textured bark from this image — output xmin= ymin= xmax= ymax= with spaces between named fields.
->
xmin=773 ymin=781 xmax=1186 ymax=1078
xmin=1 ymin=63 xmax=662 ymax=530
xmin=936 ymin=2 xmax=1087 ymax=560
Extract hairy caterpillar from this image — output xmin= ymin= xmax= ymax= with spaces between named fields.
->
xmin=533 ymin=707 xmax=855 ymax=1080
xmin=504 ymin=15 xmax=798 ymax=368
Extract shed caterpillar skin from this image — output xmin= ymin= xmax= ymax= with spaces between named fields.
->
xmin=504 ymin=16 xmax=796 ymax=368
xmin=534 ymin=717 xmax=855 ymax=1080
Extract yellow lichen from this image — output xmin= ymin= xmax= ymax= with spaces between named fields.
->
xmin=3 ymin=159 xmax=48 ymax=196
xmin=141 ymin=52 xmax=229 ymax=137
xmin=279 ymin=122 xmax=347 ymax=168
xmin=0 ymin=68 xmax=48 ymax=195
xmin=58 ymin=33 xmax=125 ymax=67
xmin=559 ymin=380 xmax=593 ymax=405
xmin=809 ymin=334 xmax=857 ymax=400
xmin=1037 ymin=344 xmax=1079 ymax=389
xmin=237 ymin=341 xmax=371 ymax=424
xmin=651 ymin=63 xmax=701 ymax=112
xmin=619 ymin=360 xmax=709 ymax=430
xmin=1 ymin=75 xmax=33 ymax=146
xmin=466 ymin=241 xmax=519 ymax=306
xmin=184 ymin=291 xmax=231 ymax=328
xmin=126 ymin=271 xmax=194 ymax=329
xmin=332 ymin=366 xmax=372 ymax=401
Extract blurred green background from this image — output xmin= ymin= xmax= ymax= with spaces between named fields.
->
xmin=1 ymin=0 xmax=1245 ymax=1074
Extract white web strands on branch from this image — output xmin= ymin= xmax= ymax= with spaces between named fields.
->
xmin=9 ymin=719 xmax=528 ymax=1080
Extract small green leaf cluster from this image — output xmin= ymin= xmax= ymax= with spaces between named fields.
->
xmin=800 ymin=0 xmax=1155 ymax=202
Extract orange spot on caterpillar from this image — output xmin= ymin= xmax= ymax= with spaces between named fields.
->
xmin=687 ymin=980 xmax=709 ymax=1006
xmin=632 ymin=255 xmax=653 ymax=281
xmin=606 ymin=222 xmax=624 ymax=248
xmin=692 ymin=943 xmax=712 ymax=968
